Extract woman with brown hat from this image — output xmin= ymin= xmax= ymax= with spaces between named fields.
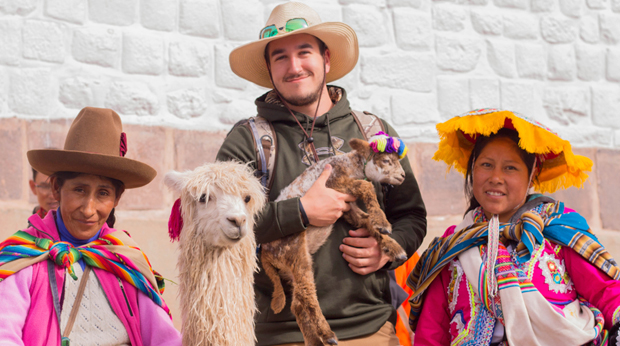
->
xmin=0 ymin=107 xmax=181 ymax=345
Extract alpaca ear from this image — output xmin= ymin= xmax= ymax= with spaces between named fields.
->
xmin=349 ymin=138 xmax=372 ymax=157
xmin=164 ymin=171 xmax=188 ymax=194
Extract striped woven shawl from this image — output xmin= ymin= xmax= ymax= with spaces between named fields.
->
xmin=0 ymin=229 xmax=169 ymax=314
xmin=406 ymin=201 xmax=619 ymax=329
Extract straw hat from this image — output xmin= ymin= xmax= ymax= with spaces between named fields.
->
xmin=433 ymin=108 xmax=593 ymax=194
xmin=27 ymin=107 xmax=156 ymax=189
xmin=229 ymin=2 xmax=359 ymax=89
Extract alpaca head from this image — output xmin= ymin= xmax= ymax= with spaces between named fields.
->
xmin=349 ymin=135 xmax=407 ymax=186
xmin=164 ymin=161 xmax=266 ymax=247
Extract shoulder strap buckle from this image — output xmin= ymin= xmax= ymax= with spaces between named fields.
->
xmin=246 ymin=116 xmax=277 ymax=191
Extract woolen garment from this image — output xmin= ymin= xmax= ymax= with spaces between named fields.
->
xmin=413 ymin=204 xmax=620 ymax=346
xmin=0 ymin=212 xmax=181 ymax=346
xmin=59 ymin=264 xmax=131 ymax=345
xmin=216 ymin=86 xmax=428 ymax=345
xmin=32 ymin=205 xmax=48 ymax=219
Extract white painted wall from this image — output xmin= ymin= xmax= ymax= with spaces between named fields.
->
xmin=0 ymin=0 xmax=619 ymax=145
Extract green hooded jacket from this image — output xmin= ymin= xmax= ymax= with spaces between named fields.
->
xmin=216 ymin=87 xmax=427 ymax=345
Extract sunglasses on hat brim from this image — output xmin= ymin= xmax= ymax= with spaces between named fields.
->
xmin=259 ymin=18 xmax=309 ymax=39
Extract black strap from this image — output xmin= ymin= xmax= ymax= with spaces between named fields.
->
xmin=298 ymin=199 xmax=310 ymax=227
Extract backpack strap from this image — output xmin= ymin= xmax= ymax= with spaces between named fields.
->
xmin=245 ymin=116 xmax=277 ymax=191
xmin=351 ymin=110 xmax=385 ymax=140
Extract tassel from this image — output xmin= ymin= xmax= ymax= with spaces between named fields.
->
xmin=119 ymin=132 xmax=127 ymax=157
xmin=168 ymin=198 xmax=183 ymax=242
xmin=487 ymin=214 xmax=500 ymax=298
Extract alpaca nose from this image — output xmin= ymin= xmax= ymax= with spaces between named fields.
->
xmin=227 ymin=216 xmax=246 ymax=227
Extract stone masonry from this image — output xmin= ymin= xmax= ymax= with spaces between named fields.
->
xmin=0 ymin=0 xmax=619 ymax=330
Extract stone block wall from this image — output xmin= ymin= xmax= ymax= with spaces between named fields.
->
xmin=1 ymin=0 xmax=620 ymax=331
xmin=0 ymin=0 xmax=619 ymax=140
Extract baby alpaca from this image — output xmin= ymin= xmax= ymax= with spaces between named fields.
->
xmin=261 ymin=135 xmax=408 ymax=346
xmin=165 ymin=161 xmax=266 ymax=346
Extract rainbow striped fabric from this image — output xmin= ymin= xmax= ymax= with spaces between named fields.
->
xmin=406 ymin=200 xmax=620 ymax=330
xmin=0 ymin=230 xmax=169 ymax=314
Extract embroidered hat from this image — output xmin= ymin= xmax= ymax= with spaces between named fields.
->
xmin=229 ymin=2 xmax=359 ymax=89
xmin=27 ymin=107 xmax=156 ymax=189
xmin=432 ymin=108 xmax=593 ymax=194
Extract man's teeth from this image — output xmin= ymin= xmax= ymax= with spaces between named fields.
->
xmin=487 ymin=191 xmax=504 ymax=196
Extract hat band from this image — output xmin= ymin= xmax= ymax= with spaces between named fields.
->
xmin=259 ymin=18 xmax=309 ymax=39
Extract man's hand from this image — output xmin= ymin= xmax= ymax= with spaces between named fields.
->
xmin=300 ymin=164 xmax=356 ymax=227
xmin=340 ymin=228 xmax=390 ymax=275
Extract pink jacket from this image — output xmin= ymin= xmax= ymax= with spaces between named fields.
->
xmin=0 ymin=212 xmax=181 ymax=346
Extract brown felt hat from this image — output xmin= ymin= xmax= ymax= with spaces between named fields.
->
xmin=27 ymin=107 xmax=156 ymax=189
xmin=229 ymin=1 xmax=359 ymax=89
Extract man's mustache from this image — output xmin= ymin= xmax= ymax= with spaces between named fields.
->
xmin=284 ymin=71 xmax=313 ymax=82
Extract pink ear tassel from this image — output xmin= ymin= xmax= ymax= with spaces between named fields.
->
xmin=168 ymin=198 xmax=184 ymax=242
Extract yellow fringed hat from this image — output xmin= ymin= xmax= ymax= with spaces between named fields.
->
xmin=433 ymin=108 xmax=593 ymax=194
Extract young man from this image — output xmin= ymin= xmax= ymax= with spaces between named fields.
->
xmin=218 ymin=3 xmax=427 ymax=345
xmin=29 ymin=168 xmax=58 ymax=218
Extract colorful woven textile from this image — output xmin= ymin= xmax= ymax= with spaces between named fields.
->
xmin=432 ymin=108 xmax=593 ymax=194
xmin=368 ymin=131 xmax=409 ymax=159
xmin=580 ymin=298 xmax=609 ymax=346
xmin=0 ymin=230 xmax=169 ymax=314
xmin=406 ymin=201 xmax=620 ymax=329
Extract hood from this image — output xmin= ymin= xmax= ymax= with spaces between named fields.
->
xmin=255 ymin=85 xmax=352 ymax=128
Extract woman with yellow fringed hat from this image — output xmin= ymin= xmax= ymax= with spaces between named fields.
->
xmin=407 ymin=108 xmax=620 ymax=346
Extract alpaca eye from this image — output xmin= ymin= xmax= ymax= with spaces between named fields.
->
xmin=199 ymin=194 xmax=206 ymax=203
xmin=244 ymin=195 xmax=251 ymax=203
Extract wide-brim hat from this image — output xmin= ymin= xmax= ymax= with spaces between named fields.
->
xmin=27 ymin=107 xmax=156 ymax=189
xmin=229 ymin=1 xmax=359 ymax=89
xmin=433 ymin=108 xmax=593 ymax=194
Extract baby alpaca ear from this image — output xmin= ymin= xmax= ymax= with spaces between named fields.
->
xmin=164 ymin=171 xmax=188 ymax=194
xmin=349 ymin=138 xmax=373 ymax=157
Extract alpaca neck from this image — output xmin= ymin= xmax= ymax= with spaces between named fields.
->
xmin=179 ymin=232 xmax=257 ymax=346
xmin=350 ymin=151 xmax=370 ymax=180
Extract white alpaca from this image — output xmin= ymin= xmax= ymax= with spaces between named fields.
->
xmin=165 ymin=161 xmax=266 ymax=346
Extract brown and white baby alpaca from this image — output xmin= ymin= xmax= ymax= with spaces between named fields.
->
xmin=261 ymin=138 xmax=408 ymax=346
xmin=164 ymin=161 xmax=266 ymax=346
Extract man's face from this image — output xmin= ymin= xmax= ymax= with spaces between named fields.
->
xmin=29 ymin=172 xmax=58 ymax=213
xmin=266 ymin=33 xmax=331 ymax=108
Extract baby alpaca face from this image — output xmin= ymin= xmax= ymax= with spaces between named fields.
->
xmin=193 ymin=185 xmax=253 ymax=247
xmin=365 ymin=152 xmax=406 ymax=185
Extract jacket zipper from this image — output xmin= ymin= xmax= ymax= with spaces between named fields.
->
xmin=117 ymin=277 xmax=134 ymax=317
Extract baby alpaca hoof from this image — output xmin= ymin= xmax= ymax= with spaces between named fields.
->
xmin=325 ymin=338 xmax=338 ymax=345
xmin=381 ymin=239 xmax=407 ymax=262
xmin=377 ymin=226 xmax=391 ymax=235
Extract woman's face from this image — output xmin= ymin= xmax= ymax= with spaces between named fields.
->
xmin=52 ymin=174 xmax=120 ymax=240
xmin=472 ymin=137 xmax=532 ymax=223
